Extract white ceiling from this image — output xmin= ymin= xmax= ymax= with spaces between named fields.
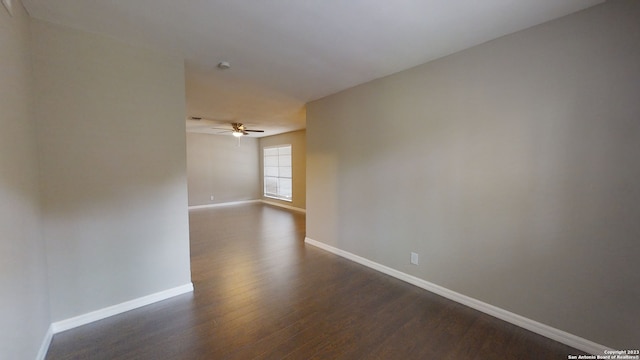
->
xmin=22 ymin=0 xmax=603 ymax=137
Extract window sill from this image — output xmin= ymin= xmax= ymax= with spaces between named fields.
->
xmin=264 ymin=195 xmax=292 ymax=202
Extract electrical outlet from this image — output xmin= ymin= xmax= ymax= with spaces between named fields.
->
xmin=210 ymin=195 xmax=215 ymax=201
xmin=410 ymin=252 xmax=419 ymax=265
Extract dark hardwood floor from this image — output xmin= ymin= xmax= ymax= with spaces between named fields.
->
xmin=46 ymin=203 xmax=585 ymax=359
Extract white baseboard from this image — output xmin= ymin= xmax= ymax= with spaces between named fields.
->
xmin=188 ymin=199 xmax=306 ymax=213
xmin=304 ymin=237 xmax=611 ymax=355
xmin=188 ymin=200 xmax=261 ymax=210
xmin=36 ymin=325 xmax=54 ymax=360
xmin=261 ymin=199 xmax=306 ymax=213
xmin=51 ymin=283 xmax=194 ymax=334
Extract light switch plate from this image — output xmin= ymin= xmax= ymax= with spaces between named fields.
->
xmin=2 ymin=0 xmax=13 ymax=16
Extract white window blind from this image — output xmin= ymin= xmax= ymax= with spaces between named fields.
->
xmin=264 ymin=145 xmax=292 ymax=201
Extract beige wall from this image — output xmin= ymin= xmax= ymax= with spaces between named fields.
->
xmin=32 ymin=20 xmax=192 ymax=322
xmin=187 ymin=133 xmax=260 ymax=206
xmin=0 ymin=2 xmax=51 ymax=358
xmin=186 ymin=130 xmax=306 ymax=209
xmin=307 ymin=0 xmax=639 ymax=349
xmin=260 ymin=130 xmax=306 ymax=210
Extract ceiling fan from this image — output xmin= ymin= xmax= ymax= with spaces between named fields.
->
xmin=227 ymin=122 xmax=265 ymax=137
xmin=189 ymin=117 xmax=265 ymax=137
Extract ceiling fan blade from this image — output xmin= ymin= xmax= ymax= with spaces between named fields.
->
xmin=244 ymin=129 xmax=265 ymax=132
xmin=213 ymin=130 xmax=233 ymax=134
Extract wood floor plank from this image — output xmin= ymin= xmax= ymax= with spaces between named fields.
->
xmin=45 ymin=203 xmax=587 ymax=359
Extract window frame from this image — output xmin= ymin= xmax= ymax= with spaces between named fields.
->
xmin=263 ymin=144 xmax=293 ymax=202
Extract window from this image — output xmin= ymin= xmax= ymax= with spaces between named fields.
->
xmin=264 ymin=145 xmax=292 ymax=201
